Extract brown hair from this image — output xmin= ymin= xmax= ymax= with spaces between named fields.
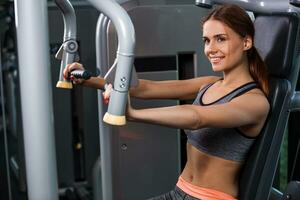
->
xmin=203 ymin=4 xmax=269 ymax=96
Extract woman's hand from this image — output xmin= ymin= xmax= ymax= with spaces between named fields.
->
xmin=63 ymin=62 xmax=85 ymax=85
xmin=102 ymin=84 xmax=113 ymax=104
xmin=102 ymin=83 xmax=135 ymax=120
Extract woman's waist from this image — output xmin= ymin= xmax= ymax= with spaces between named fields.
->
xmin=176 ymin=176 xmax=238 ymax=200
xmin=181 ymin=167 xmax=239 ymax=197
xmin=183 ymin=147 xmax=243 ymax=197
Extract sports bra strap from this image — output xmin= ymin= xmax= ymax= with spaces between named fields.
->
xmin=225 ymin=82 xmax=258 ymax=102
xmin=199 ymin=81 xmax=258 ymax=106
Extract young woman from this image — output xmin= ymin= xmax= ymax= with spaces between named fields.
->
xmin=64 ymin=4 xmax=270 ymax=200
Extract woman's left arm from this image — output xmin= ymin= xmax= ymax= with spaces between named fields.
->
xmin=128 ymin=92 xmax=270 ymax=134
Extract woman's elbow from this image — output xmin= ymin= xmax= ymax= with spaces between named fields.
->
xmin=189 ymin=119 xmax=204 ymax=130
xmin=185 ymin=107 xmax=204 ymax=130
xmin=129 ymin=79 xmax=151 ymax=99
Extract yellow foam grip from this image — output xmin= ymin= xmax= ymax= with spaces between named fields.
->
xmin=56 ymin=81 xmax=73 ymax=89
xmin=103 ymin=112 xmax=126 ymax=126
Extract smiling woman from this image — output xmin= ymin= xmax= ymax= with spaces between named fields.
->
xmin=202 ymin=20 xmax=251 ymax=73
xmin=63 ymin=4 xmax=270 ymax=200
xmin=127 ymin=5 xmax=270 ymax=200
xmin=202 ymin=5 xmax=269 ymax=95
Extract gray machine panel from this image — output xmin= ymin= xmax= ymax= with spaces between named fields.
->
xmin=119 ymin=71 xmax=180 ymax=199
xmin=108 ymin=4 xmax=214 ymax=77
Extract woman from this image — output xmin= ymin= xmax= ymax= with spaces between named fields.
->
xmin=64 ymin=4 xmax=270 ymax=200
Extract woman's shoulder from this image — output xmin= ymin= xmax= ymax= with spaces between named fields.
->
xmin=233 ymin=87 xmax=270 ymax=116
xmin=244 ymin=87 xmax=269 ymax=102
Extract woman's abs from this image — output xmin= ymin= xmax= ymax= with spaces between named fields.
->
xmin=181 ymin=143 xmax=243 ymax=197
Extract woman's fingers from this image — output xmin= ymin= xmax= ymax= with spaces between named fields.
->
xmin=70 ymin=76 xmax=83 ymax=85
xmin=69 ymin=62 xmax=84 ymax=71
xmin=102 ymin=93 xmax=109 ymax=104
xmin=102 ymin=84 xmax=113 ymax=104
xmin=63 ymin=62 xmax=84 ymax=80
xmin=103 ymin=84 xmax=113 ymax=98
xmin=63 ymin=65 xmax=70 ymax=79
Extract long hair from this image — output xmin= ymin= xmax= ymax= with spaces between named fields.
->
xmin=202 ymin=5 xmax=269 ymax=96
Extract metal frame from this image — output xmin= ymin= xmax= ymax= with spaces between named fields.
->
xmin=87 ymin=0 xmax=136 ymax=126
xmin=14 ymin=0 xmax=300 ymax=199
xmin=14 ymin=0 xmax=58 ymax=199
xmin=95 ymin=13 xmax=114 ymax=200
xmin=54 ymin=0 xmax=79 ymax=88
xmin=195 ymin=0 xmax=300 ymax=14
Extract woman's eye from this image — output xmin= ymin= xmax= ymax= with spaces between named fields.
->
xmin=203 ymin=38 xmax=209 ymax=44
xmin=217 ymin=37 xmax=226 ymax=42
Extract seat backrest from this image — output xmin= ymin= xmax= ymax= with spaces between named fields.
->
xmin=239 ymin=13 xmax=300 ymax=200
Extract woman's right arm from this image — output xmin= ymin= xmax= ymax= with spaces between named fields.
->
xmin=64 ymin=62 xmax=220 ymax=100
xmin=130 ymin=76 xmax=220 ymax=100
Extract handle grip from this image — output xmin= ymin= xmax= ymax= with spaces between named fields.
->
xmin=70 ymin=70 xmax=92 ymax=80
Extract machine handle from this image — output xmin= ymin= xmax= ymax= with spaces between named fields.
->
xmin=54 ymin=0 xmax=78 ymax=89
xmin=70 ymin=70 xmax=92 ymax=80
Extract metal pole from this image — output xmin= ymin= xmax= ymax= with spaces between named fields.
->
xmin=95 ymin=14 xmax=113 ymax=200
xmin=54 ymin=0 xmax=78 ymax=89
xmin=88 ymin=0 xmax=135 ymax=126
xmin=54 ymin=0 xmax=76 ymax=41
xmin=14 ymin=0 xmax=59 ymax=199
xmin=94 ymin=12 xmax=139 ymax=200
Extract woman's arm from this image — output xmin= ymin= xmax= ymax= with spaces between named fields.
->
xmin=128 ymin=90 xmax=270 ymax=137
xmin=130 ymin=76 xmax=220 ymax=100
xmin=64 ymin=62 xmax=220 ymax=100
xmin=81 ymin=76 xmax=105 ymax=89
xmin=128 ymin=104 xmax=202 ymax=129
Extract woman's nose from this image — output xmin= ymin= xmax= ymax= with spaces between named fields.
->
xmin=206 ymin=42 xmax=218 ymax=54
xmin=207 ymin=41 xmax=218 ymax=52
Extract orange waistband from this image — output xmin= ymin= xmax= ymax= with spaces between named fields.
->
xmin=176 ymin=176 xmax=237 ymax=200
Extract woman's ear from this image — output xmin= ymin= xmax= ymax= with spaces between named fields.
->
xmin=243 ymin=35 xmax=253 ymax=50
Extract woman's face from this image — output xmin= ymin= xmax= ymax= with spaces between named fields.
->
xmin=203 ymin=19 xmax=250 ymax=72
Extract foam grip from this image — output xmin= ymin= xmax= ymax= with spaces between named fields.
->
xmin=103 ymin=112 xmax=126 ymax=126
xmin=56 ymin=81 xmax=73 ymax=89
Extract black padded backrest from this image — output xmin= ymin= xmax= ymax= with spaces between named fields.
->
xmin=239 ymin=78 xmax=291 ymax=200
xmin=254 ymin=14 xmax=299 ymax=78
xmin=239 ymin=13 xmax=300 ymax=200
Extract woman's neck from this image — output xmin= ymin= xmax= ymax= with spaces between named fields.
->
xmin=222 ymin=61 xmax=253 ymax=87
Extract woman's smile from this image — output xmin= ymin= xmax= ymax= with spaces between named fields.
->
xmin=209 ymin=56 xmax=225 ymax=64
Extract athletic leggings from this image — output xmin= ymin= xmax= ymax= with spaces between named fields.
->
xmin=147 ymin=186 xmax=200 ymax=200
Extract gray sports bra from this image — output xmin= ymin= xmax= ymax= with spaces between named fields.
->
xmin=185 ymin=81 xmax=259 ymax=162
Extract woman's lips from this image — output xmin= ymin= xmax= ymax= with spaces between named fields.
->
xmin=210 ymin=56 xmax=224 ymax=64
